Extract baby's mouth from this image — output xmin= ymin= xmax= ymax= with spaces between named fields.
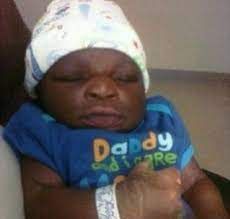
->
xmin=80 ymin=107 xmax=124 ymax=130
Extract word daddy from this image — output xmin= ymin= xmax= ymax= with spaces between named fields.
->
xmin=92 ymin=131 xmax=177 ymax=171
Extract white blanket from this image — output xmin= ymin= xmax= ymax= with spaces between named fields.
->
xmin=0 ymin=126 xmax=25 ymax=219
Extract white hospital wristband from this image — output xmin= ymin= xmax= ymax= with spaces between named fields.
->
xmin=95 ymin=184 xmax=121 ymax=219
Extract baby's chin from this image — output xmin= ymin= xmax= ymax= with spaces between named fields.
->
xmin=66 ymin=117 xmax=139 ymax=133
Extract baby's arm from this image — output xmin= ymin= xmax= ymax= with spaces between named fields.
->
xmin=182 ymin=157 xmax=229 ymax=219
xmin=21 ymin=156 xmax=99 ymax=219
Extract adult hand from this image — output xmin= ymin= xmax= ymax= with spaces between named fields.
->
xmin=116 ymin=161 xmax=183 ymax=219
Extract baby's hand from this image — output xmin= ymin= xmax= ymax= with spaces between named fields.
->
xmin=116 ymin=161 xmax=183 ymax=219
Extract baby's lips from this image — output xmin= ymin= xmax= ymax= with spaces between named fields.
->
xmin=84 ymin=105 xmax=123 ymax=116
xmin=81 ymin=114 xmax=124 ymax=129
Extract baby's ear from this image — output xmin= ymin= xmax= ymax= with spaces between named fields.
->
xmin=34 ymin=84 xmax=41 ymax=97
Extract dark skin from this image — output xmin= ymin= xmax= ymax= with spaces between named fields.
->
xmin=21 ymin=48 xmax=229 ymax=219
xmin=37 ymin=48 xmax=146 ymax=132
xmin=0 ymin=5 xmax=182 ymax=217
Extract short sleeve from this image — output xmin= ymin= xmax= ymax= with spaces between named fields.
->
xmin=165 ymin=97 xmax=194 ymax=170
xmin=146 ymin=96 xmax=195 ymax=170
xmin=3 ymin=103 xmax=59 ymax=174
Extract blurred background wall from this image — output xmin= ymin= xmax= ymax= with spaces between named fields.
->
xmin=15 ymin=0 xmax=230 ymax=73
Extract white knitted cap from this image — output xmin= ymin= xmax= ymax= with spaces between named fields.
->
xmin=25 ymin=0 xmax=149 ymax=97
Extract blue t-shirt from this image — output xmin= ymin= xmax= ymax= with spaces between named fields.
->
xmin=3 ymin=96 xmax=194 ymax=189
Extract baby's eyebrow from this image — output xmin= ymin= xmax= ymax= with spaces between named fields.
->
xmin=51 ymin=61 xmax=91 ymax=76
xmin=54 ymin=68 xmax=89 ymax=77
xmin=115 ymin=59 xmax=141 ymax=73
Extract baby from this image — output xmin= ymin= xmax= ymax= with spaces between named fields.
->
xmin=3 ymin=0 xmax=229 ymax=218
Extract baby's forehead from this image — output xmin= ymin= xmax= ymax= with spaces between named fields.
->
xmin=59 ymin=48 xmax=137 ymax=63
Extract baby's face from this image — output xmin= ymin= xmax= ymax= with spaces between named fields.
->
xmin=37 ymin=48 xmax=146 ymax=132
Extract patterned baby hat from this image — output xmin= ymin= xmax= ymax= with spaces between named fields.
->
xmin=25 ymin=0 xmax=149 ymax=97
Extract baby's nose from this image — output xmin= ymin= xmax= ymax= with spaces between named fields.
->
xmin=84 ymin=76 xmax=118 ymax=101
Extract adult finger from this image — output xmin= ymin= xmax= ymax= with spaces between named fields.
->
xmin=154 ymin=167 xmax=182 ymax=189
xmin=129 ymin=161 xmax=152 ymax=176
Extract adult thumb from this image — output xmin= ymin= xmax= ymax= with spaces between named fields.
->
xmin=129 ymin=160 xmax=153 ymax=176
